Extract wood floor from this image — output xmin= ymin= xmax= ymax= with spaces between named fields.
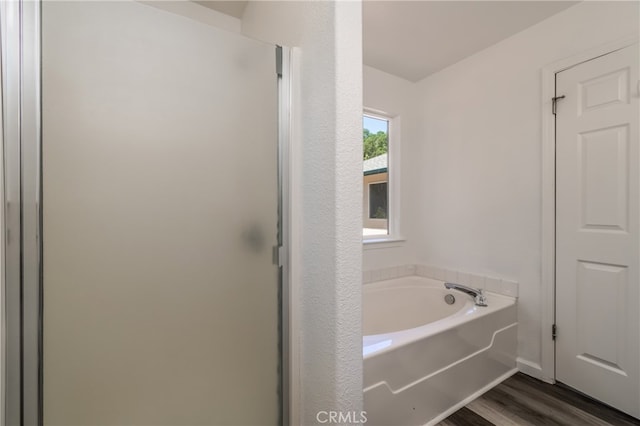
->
xmin=437 ymin=373 xmax=640 ymax=426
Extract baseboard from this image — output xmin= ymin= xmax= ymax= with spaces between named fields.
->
xmin=516 ymin=357 xmax=550 ymax=382
xmin=425 ymin=368 xmax=518 ymax=426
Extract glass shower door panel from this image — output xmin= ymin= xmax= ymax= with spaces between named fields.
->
xmin=42 ymin=2 xmax=279 ymax=424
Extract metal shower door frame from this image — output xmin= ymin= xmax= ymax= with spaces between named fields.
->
xmin=1 ymin=0 xmax=43 ymax=424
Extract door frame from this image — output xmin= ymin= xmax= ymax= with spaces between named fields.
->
xmin=540 ymin=33 xmax=640 ymax=384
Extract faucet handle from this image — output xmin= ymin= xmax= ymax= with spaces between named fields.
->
xmin=475 ymin=290 xmax=488 ymax=307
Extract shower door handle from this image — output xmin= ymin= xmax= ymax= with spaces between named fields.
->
xmin=241 ymin=224 xmax=266 ymax=253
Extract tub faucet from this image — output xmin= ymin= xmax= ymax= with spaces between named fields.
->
xmin=444 ymin=282 xmax=488 ymax=307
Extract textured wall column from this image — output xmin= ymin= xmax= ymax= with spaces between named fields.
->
xmin=242 ymin=1 xmax=364 ymax=424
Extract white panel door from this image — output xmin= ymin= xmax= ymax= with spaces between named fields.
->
xmin=42 ymin=1 xmax=279 ymax=424
xmin=556 ymin=43 xmax=639 ymax=418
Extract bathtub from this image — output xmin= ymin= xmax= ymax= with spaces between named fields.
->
xmin=363 ymin=276 xmax=518 ymax=426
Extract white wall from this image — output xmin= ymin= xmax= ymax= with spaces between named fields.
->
xmin=411 ymin=1 xmax=639 ymax=375
xmin=363 ymin=66 xmax=418 ymax=271
xmin=141 ymin=0 xmax=242 ymax=33
xmin=243 ymin=2 xmax=364 ymax=424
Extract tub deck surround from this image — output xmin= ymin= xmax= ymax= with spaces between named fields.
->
xmin=363 ymin=276 xmax=518 ymax=426
xmin=363 ymin=264 xmax=519 ymax=299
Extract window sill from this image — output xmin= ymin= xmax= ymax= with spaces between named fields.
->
xmin=362 ymin=236 xmax=406 ymax=249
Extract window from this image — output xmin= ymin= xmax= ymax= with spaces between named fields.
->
xmin=363 ymin=114 xmax=389 ymax=237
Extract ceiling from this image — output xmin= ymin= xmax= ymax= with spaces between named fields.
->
xmin=364 ymin=1 xmax=578 ymax=82
xmin=193 ymin=1 xmax=578 ymax=82
xmin=194 ymin=1 xmax=248 ymax=18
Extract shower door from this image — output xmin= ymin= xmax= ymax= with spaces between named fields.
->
xmin=39 ymin=1 xmax=281 ymax=424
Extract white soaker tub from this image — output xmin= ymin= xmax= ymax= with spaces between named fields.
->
xmin=363 ymin=276 xmax=518 ymax=426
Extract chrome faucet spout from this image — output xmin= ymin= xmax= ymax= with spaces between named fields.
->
xmin=444 ymin=282 xmax=488 ymax=307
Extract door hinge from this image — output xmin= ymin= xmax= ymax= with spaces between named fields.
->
xmin=552 ymin=324 xmax=557 ymax=341
xmin=552 ymin=95 xmax=565 ymax=115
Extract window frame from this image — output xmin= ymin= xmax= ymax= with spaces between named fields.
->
xmin=362 ymin=109 xmax=403 ymax=244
